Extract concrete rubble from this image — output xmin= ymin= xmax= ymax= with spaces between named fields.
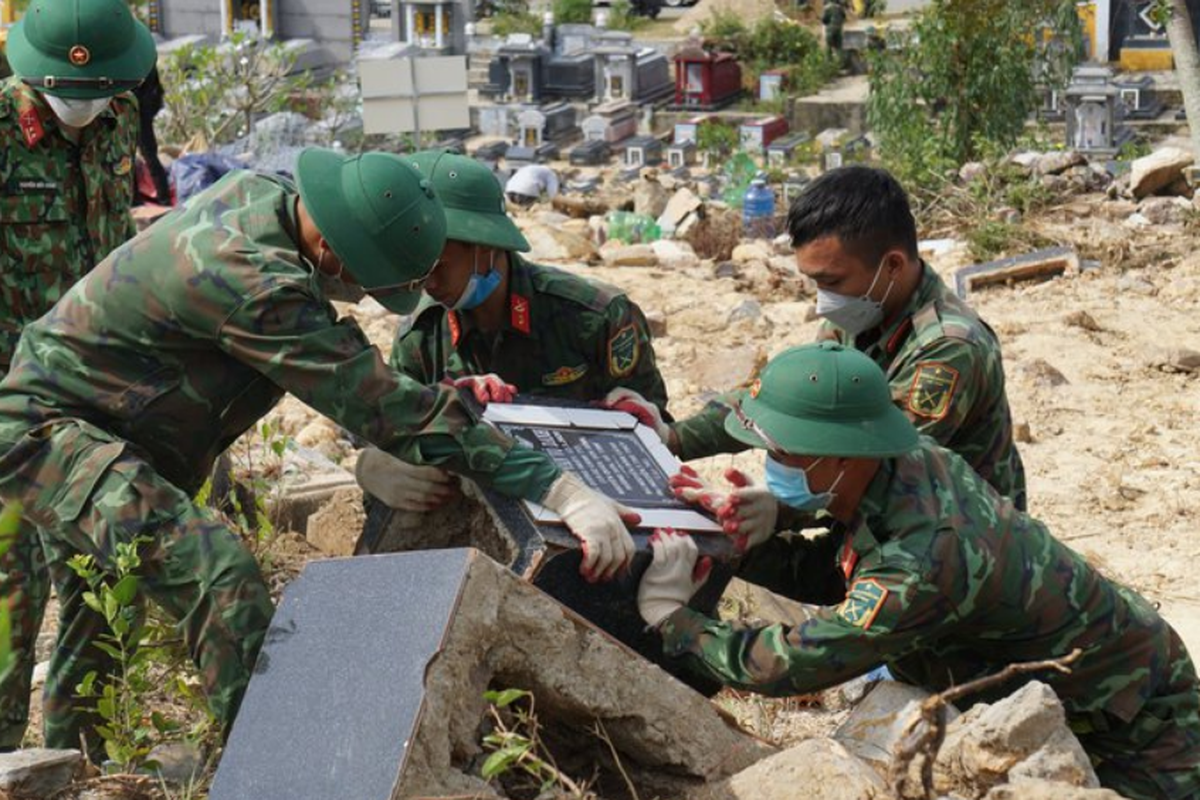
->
xmin=0 ymin=749 xmax=82 ymax=797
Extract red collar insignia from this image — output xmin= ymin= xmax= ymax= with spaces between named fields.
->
xmin=18 ymin=108 xmax=45 ymax=148
xmin=840 ymin=534 xmax=859 ymax=581
xmin=447 ymin=310 xmax=462 ymax=346
xmin=510 ymin=293 xmax=531 ymax=335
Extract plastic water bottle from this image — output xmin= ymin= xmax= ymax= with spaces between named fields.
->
xmin=742 ymin=175 xmax=776 ymax=239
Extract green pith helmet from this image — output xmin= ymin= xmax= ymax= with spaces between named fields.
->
xmin=407 ymin=150 xmax=530 ymax=252
xmin=725 ymin=341 xmax=918 ymax=457
xmin=296 ymin=147 xmax=447 ymax=315
xmin=7 ymin=0 xmax=156 ymax=99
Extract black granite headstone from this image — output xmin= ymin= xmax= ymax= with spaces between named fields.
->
xmin=209 ymin=551 xmax=474 ymax=800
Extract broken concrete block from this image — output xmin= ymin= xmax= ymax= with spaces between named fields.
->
xmin=699 ymin=738 xmax=886 ymax=800
xmin=1034 ymin=150 xmax=1086 ymax=177
xmin=652 ymin=238 xmax=698 ymax=269
xmin=634 ymin=177 xmax=670 ymax=219
xmin=600 ymin=242 xmax=659 ymax=267
xmin=934 ymin=681 xmax=1099 ymax=797
xmin=0 ymin=749 xmax=82 ymax=796
xmin=305 ymin=486 xmax=366 ymax=556
xmin=954 ymin=246 xmax=1079 ymax=298
xmin=983 ymin=779 xmax=1123 ymax=800
xmin=1131 ymin=146 xmax=1195 ymax=199
xmin=659 ymin=187 xmax=703 ymax=230
xmin=211 ymin=551 xmax=772 ymax=800
xmin=834 ymin=680 xmax=953 ymax=773
xmin=1138 ymin=196 xmax=1192 ymax=225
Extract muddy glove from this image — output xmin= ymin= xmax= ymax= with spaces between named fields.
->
xmin=542 ymin=472 xmax=640 ymax=582
xmin=716 ymin=469 xmax=779 ymax=554
xmin=450 ymin=374 xmax=517 ymax=405
xmin=638 ymin=529 xmax=713 ymax=627
xmin=355 ymin=447 xmax=457 ymax=511
xmin=602 ymin=387 xmax=670 ymax=445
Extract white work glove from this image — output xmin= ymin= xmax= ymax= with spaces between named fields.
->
xmin=601 ymin=387 xmax=670 ymax=445
xmin=355 ymin=447 xmax=458 ymax=511
xmin=669 ymin=467 xmax=778 ymax=554
xmin=638 ymin=529 xmax=713 ymax=627
xmin=542 ymin=472 xmax=640 ymax=582
xmin=450 ymin=373 xmax=518 ymax=405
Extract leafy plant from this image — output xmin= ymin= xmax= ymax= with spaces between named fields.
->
xmin=701 ymin=14 xmax=837 ymax=95
xmin=867 ymin=0 xmax=1085 ymax=189
xmin=491 ymin=9 xmax=544 ymax=37
xmin=606 ymin=0 xmax=649 ymax=31
xmin=553 ymin=0 xmax=593 ymax=25
xmin=696 ymin=118 xmax=739 ymax=165
xmin=157 ymin=31 xmax=314 ymax=150
xmin=69 ymin=539 xmax=170 ymax=771
xmin=480 ymin=688 xmax=589 ymax=797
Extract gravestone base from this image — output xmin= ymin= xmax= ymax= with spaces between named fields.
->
xmin=210 ymin=550 xmax=774 ymax=800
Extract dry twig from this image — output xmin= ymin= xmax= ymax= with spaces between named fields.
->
xmin=889 ymin=648 xmax=1083 ymax=800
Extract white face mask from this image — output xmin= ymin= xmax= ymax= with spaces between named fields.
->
xmin=43 ymin=94 xmax=112 ymax=128
xmin=814 ymin=256 xmax=896 ymax=337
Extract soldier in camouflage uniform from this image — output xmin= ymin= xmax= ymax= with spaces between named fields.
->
xmin=636 ymin=343 xmax=1200 ymax=800
xmin=0 ymin=148 xmax=639 ymax=755
xmin=357 ymin=151 xmax=669 ymax=517
xmin=0 ymin=0 xmax=155 ymax=750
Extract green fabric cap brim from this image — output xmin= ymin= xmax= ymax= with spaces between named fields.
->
xmin=723 ymin=391 xmax=919 ymax=458
xmin=7 ymin=18 xmax=156 ymax=99
xmin=296 ymin=147 xmax=424 ymax=316
xmin=446 ymin=207 xmax=530 ymax=253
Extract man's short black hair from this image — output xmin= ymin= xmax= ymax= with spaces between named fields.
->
xmin=787 ymin=166 xmax=919 ymax=265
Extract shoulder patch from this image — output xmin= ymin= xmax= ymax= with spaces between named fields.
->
xmin=837 ymin=578 xmax=890 ymax=630
xmin=542 ymin=364 xmax=588 ymax=386
xmin=906 ymin=362 xmax=959 ymax=420
xmin=608 ymin=324 xmax=640 ymax=377
xmin=532 ymin=263 xmax=619 ymax=313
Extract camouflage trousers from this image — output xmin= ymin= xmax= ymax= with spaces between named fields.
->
xmin=1073 ymin=629 xmax=1200 ymax=800
xmin=0 ymin=417 xmax=274 ymax=754
xmin=0 ymin=514 xmax=49 ymax=748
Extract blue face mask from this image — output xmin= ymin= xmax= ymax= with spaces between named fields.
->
xmin=764 ymin=456 xmax=835 ymax=511
xmin=450 ymin=248 xmax=503 ymax=311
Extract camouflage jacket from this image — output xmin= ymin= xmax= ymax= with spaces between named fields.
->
xmin=391 ymin=257 xmax=670 ymax=414
xmin=0 ymin=171 xmax=561 ymax=501
xmin=671 ymin=264 xmax=1026 ymax=508
xmin=0 ymin=77 xmax=139 ymax=368
xmin=660 ymin=437 xmax=1180 ymax=725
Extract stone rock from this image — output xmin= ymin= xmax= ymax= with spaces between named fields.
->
xmin=1009 ymin=151 xmax=1041 ymax=172
xmin=651 ymin=238 xmax=697 ymax=270
xmin=1063 ymin=310 xmax=1102 ymax=332
xmin=295 ymin=417 xmax=341 ymax=449
xmin=728 ymin=299 xmax=763 ymax=323
xmin=960 ymin=161 xmax=988 ymax=183
xmin=983 ymin=781 xmax=1123 ymax=800
xmin=1117 ymin=273 xmax=1157 ymax=295
xmin=1020 ymin=358 xmax=1069 ymax=387
xmin=1099 ymin=199 xmax=1138 ymax=221
xmin=0 ymin=749 xmax=82 ymax=796
xmin=147 ymin=741 xmax=206 ymax=785
xmin=1138 ymin=196 xmax=1191 ymax=225
xmin=1130 ymin=146 xmax=1195 ymax=199
xmin=1014 ymin=422 xmax=1034 ymax=443
xmin=633 ymin=177 xmax=669 ymax=219
xmin=768 ymin=255 xmax=799 ymax=276
xmin=713 ymin=261 xmax=739 ymax=279
xmin=522 ymin=223 xmax=598 ymax=263
xmin=934 ymin=682 xmax=1099 ymax=797
xmin=645 ymin=310 xmax=668 ymax=338
xmin=1034 ymin=150 xmax=1086 ymax=176
xmin=703 ymin=738 xmax=886 ymax=800
xmin=834 ymin=680 xmax=949 ymax=773
xmin=658 ymin=187 xmax=704 ymax=229
xmin=695 ymin=344 xmax=766 ymax=391
xmin=306 ymin=486 xmax=367 ymax=557
xmin=600 ymin=242 xmax=658 ymax=267
xmin=731 ymin=241 xmax=774 ymax=264
xmin=1146 ymin=346 xmax=1200 ymax=373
